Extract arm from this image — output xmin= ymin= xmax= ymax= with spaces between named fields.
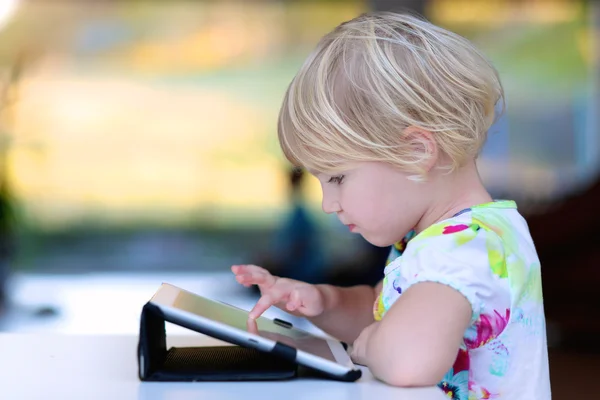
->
xmin=309 ymin=280 xmax=383 ymax=344
xmin=363 ymin=282 xmax=472 ymax=386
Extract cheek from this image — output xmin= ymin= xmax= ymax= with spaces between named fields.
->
xmin=344 ymin=187 xmax=392 ymax=224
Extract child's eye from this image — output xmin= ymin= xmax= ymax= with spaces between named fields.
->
xmin=327 ymin=175 xmax=345 ymax=184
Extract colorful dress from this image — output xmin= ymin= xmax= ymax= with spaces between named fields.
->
xmin=373 ymin=200 xmax=551 ymax=399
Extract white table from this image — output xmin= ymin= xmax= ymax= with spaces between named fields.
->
xmin=0 ymin=333 xmax=446 ymax=400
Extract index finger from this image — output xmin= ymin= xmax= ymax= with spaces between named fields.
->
xmin=246 ymin=318 xmax=259 ymax=335
xmin=249 ymin=293 xmax=282 ymax=320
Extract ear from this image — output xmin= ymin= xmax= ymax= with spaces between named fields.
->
xmin=402 ymin=126 xmax=439 ymax=173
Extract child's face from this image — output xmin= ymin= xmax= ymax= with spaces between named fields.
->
xmin=314 ymin=162 xmax=429 ymax=247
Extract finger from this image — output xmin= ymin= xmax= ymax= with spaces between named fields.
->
xmin=249 ymin=294 xmax=276 ymax=319
xmin=246 ymin=319 xmax=259 ymax=335
xmin=233 ymin=264 xmax=268 ymax=275
xmin=232 ymin=264 xmax=255 ymax=276
xmin=235 ymin=275 xmax=255 ymax=287
xmin=249 ymin=292 xmax=286 ymax=320
xmin=286 ymin=288 xmax=300 ymax=311
xmin=235 ymin=271 xmax=276 ymax=288
xmin=231 ymin=265 xmax=250 ymax=275
xmin=239 ymin=270 xmax=272 ymax=285
xmin=295 ymin=286 xmax=323 ymax=316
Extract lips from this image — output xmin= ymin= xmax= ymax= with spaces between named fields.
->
xmin=339 ymin=217 xmax=356 ymax=232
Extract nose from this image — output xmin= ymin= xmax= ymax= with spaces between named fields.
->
xmin=321 ymin=190 xmax=341 ymax=214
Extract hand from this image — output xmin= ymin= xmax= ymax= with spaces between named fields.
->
xmin=231 ymin=264 xmax=325 ymax=320
xmin=351 ymin=321 xmax=380 ymax=366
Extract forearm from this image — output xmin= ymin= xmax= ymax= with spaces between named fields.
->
xmin=365 ymin=318 xmax=450 ymax=387
xmin=365 ymin=323 xmax=416 ymax=385
xmin=308 ymin=284 xmax=377 ymax=343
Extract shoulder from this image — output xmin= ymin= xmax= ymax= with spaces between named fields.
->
xmin=406 ymin=212 xmax=501 ymax=261
xmin=404 ymin=202 xmax=533 ymax=270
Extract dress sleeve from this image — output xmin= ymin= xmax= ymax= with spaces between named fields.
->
xmin=399 ymin=223 xmax=510 ymax=324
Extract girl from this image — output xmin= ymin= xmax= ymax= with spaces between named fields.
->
xmin=232 ymin=12 xmax=550 ymax=400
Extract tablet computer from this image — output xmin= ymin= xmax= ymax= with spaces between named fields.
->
xmin=148 ymin=283 xmax=362 ymax=382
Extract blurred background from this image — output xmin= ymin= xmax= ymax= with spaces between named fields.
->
xmin=0 ymin=0 xmax=597 ymax=396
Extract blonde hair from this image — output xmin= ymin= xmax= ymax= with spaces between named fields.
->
xmin=277 ymin=12 xmax=504 ymax=177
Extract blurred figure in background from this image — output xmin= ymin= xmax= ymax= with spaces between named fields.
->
xmin=0 ymin=174 xmax=14 ymax=313
xmin=259 ymin=167 xmax=326 ymax=284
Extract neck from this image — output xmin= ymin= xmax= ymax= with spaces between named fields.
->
xmin=414 ymin=161 xmax=492 ymax=234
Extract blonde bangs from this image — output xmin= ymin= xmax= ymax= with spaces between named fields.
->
xmin=277 ymin=32 xmax=399 ymax=174
xmin=277 ymin=36 xmax=368 ymax=174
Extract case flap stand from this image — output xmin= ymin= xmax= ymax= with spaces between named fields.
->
xmin=137 ymin=303 xmax=297 ymax=382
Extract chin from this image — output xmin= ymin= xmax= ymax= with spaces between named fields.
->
xmin=360 ymin=234 xmax=394 ymax=248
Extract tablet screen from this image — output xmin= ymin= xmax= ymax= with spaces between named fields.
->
xmin=151 ymin=284 xmax=338 ymax=363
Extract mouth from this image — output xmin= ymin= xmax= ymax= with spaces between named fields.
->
xmin=347 ymin=224 xmax=356 ymax=232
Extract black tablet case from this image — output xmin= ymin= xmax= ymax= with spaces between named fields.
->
xmin=137 ymin=302 xmax=362 ymax=382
